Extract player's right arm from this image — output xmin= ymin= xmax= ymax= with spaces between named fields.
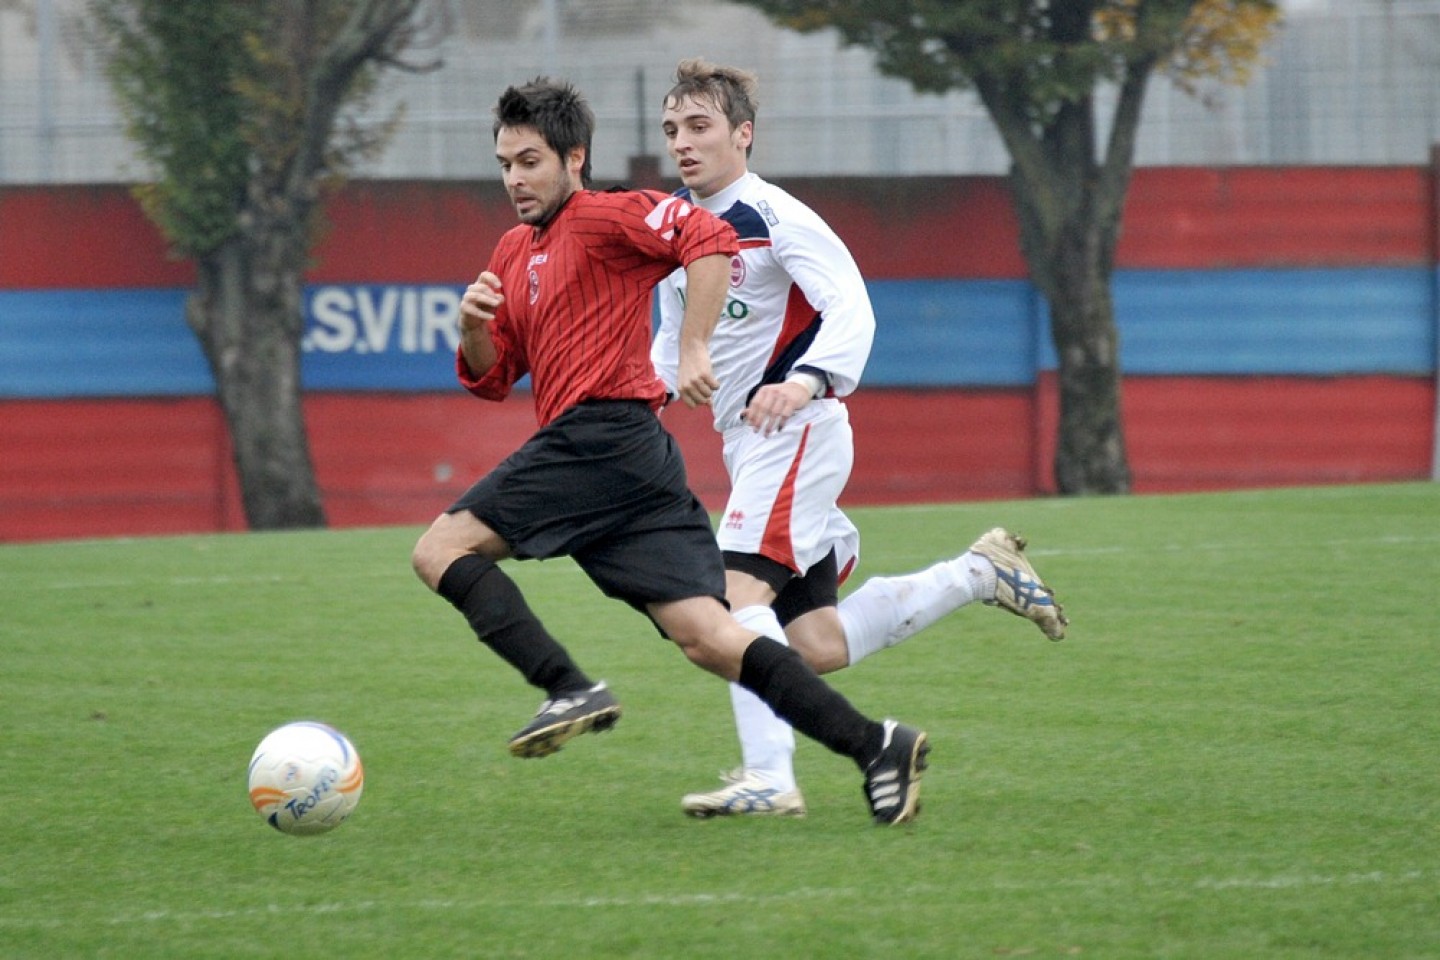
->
xmin=676 ymin=253 xmax=730 ymax=408
xmin=457 ymin=270 xmax=504 ymax=379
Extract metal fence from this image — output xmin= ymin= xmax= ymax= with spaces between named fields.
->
xmin=2 ymin=0 xmax=1439 ymax=183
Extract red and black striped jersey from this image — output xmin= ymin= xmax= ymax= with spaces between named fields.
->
xmin=459 ymin=189 xmax=738 ymax=426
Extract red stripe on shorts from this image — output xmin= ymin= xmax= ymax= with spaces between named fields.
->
xmin=758 ymin=423 xmax=811 ymax=572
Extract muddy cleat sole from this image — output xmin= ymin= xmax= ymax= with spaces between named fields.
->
xmin=970 ymin=527 xmax=1068 ymax=641
xmin=507 ymin=682 xmax=622 ymax=758
xmin=682 ymin=769 xmax=807 ymax=818
xmin=863 ymin=720 xmax=929 ymax=825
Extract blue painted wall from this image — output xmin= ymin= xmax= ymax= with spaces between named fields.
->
xmin=3 ymin=268 xmax=1434 ymax=398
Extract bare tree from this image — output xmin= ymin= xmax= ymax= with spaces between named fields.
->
xmin=91 ymin=0 xmax=439 ymax=527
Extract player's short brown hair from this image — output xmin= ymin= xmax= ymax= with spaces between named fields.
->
xmin=664 ymin=58 xmax=759 ymax=156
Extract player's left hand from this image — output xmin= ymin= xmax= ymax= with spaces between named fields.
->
xmin=742 ymin=381 xmax=811 ymax=437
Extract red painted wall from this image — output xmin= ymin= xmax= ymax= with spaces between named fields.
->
xmin=3 ymin=376 xmax=1430 ymax=542
xmin=4 ymin=167 xmax=1429 ymax=292
xmin=0 ymin=186 xmax=194 ymax=289
xmin=1115 ymin=167 xmax=1432 ymax=268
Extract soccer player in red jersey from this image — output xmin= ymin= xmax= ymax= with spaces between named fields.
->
xmin=410 ymin=78 xmax=929 ymax=824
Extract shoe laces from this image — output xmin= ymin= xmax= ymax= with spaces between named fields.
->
xmin=537 ymin=686 xmax=593 ymax=716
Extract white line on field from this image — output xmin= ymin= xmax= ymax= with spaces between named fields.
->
xmin=36 ymin=573 xmax=368 ymax=591
xmin=1194 ymin=869 xmax=1428 ymax=891
xmin=1019 ymin=532 xmax=1440 ymax=559
xmin=0 ymin=870 xmax=1427 ymax=930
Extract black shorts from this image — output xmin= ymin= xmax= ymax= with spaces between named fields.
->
xmin=449 ymin=400 xmax=726 ymax=611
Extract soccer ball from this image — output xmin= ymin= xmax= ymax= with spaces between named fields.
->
xmin=247 ymin=721 xmax=364 ymax=836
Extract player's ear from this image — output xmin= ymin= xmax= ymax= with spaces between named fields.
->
xmin=566 ymin=146 xmax=588 ymax=184
xmin=735 ymin=120 xmax=753 ymax=152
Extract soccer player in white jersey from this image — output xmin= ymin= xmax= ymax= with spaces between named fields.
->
xmin=653 ymin=59 xmax=1069 ymax=818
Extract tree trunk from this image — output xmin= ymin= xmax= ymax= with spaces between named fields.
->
xmin=1013 ymin=189 xmax=1134 ymax=495
xmin=187 ymin=226 xmax=326 ymax=530
xmin=1047 ymin=243 xmax=1132 ymax=494
xmin=1009 ymin=174 xmax=1133 ymax=496
xmin=994 ymin=77 xmax=1134 ymax=497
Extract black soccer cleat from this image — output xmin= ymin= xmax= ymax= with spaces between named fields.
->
xmin=862 ymin=719 xmax=929 ymax=825
xmin=507 ymin=682 xmax=622 ymax=758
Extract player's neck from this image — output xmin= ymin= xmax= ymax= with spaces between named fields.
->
xmin=531 ymin=187 xmax=580 ymax=231
xmin=693 ymin=169 xmax=749 ymax=205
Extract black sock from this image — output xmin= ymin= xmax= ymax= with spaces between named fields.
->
xmin=737 ymin=636 xmax=886 ymax=770
xmin=436 ymin=554 xmax=592 ymax=697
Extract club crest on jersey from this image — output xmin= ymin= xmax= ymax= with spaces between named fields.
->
xmin=730 ymin=254 xmax=746 ymax=287
xmin=644 ymin=195 xmax=692 ymax=241
xmin=528 ymin=268 xmax=540 ymax=304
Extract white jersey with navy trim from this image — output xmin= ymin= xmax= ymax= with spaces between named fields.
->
xmin=652 ymin=172 xmax=876 ymax=432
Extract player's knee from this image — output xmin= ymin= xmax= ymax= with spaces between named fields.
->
xmin=410 ymin=529 xmax=446 ymax=590
xmin=410 ymin=543 xmax=435 ymax=589
xmin=655 ymin=602 xmax=743 ymax=679
xmin=786 ymin=631 xmax=847 ymax=674
xmin=781 ymin=608 xmax=847 ymax=673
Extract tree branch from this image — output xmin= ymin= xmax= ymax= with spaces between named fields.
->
xmin=288 ymin=0 xmax=435 ymax=204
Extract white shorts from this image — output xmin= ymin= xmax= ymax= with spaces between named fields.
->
xmin=715 ymin=398 xmax=861 ymax=577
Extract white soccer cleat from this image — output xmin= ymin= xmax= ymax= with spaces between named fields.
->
xmin=681 ymin=768 xmax=807 ymax=818
xmin=969 ymin=527 xmax=1068 ymax=641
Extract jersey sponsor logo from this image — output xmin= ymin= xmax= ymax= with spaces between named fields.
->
xmin=305 ymin=285 xmax=461 ymax=355
xmin=756 ymin=199 xmax=779 ymax=226
xmin=678 ymin=285 xmax=751 ymax=321
xmin=723 ymin=297 xmax=751 ymax=320
xmin=644 ymin=195 xmax=693 ymax=241
xmin=724 ymin=509 xmax=745 ymax=530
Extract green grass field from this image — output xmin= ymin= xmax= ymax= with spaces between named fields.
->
xmin=3 ymin=482 xmax=1438 ymax=959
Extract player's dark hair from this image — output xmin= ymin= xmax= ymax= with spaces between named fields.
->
xmin=665 ymin=58 xmax=759 ymax=157
xmin=492 ymin=78 xmax=594 ymax=186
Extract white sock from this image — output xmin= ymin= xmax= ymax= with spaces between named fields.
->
xmin=729 ymin=604 xmax=798 ymax=792
xmin=837 ymin=551 xmax=997 ymax=666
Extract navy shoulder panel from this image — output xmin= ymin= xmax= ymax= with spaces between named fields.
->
xmin=719 ymin=201 xmax=771 ymax=244
xmin=669 ymin=190 xmax=769 ymax=242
